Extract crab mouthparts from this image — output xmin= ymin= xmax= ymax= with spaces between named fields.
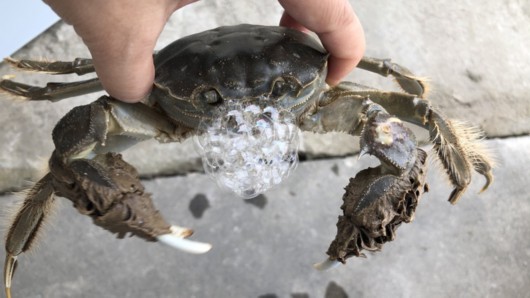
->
xmin=195 ymin=102 xmax=300 ymax=198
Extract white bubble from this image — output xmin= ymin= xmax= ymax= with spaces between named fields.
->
xmin=195 ymin=101 xmax=300 ymax=198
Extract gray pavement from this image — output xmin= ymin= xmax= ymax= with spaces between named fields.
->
xmin=1 ymin=136 xmax=529 ymax=298
xmin=1 ymin=0 xmax=529 ymax=297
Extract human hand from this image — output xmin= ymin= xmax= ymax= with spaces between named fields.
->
xmin=278 ymin=0 xmax=365 ymax=86
xmin=44 ymin=0 xmax=197 ymax=102
xmin=44 ymin=0 xmax=364 ymax=101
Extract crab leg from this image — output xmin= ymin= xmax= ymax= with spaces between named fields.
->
xmin=0 ymin=57 xmax=104 ymax=101
xmin=357 ymin=56 xmax=428 ymax=97
xmin=354 ymin=58 xmax=493 ymax=200
xmin=4 ymin=174 xmax=55 ymax=298
xmin=350 ymin=85 xmax=491 ymax=203
xmin=309 ymin=83 xmax=494 ymax=204
xmin=4 ymin=57 xmax=95 ymax=75
xmin=0 ymin=78 xmax=102 ymax=101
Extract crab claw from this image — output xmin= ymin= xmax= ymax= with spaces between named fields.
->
xmin=157 ymin=226 xmax=212 ymax=254
xmin=326 ymin=148 xmax=428 ymax=263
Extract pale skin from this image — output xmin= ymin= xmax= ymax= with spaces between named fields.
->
xmin=44 ymin=0 xmax=365 ymax=102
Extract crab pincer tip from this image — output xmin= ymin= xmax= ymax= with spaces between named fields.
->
xmin=156 ymin=226 xmax=211 ymax=254
xmin=157 ymin=235 xmax=212 ymax=254
xmin=358 ymin=146 xmax=370 ymax=160
xmin=313 ymin=258 xmax=341 ymax=271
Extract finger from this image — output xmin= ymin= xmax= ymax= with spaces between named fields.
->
xmin=44 ymin=0 xmax=187 ymax=102
xmin=87 ymin=37 xmax=157 ymax=102
xmin=172 ymin=0 xmax=199 ymax=10
xmin=279 ymin=11 xmax=309 ymax=33
xmin=79 ymin=3 xmax=174 ymax=102
xmin=278 ymin=0 xmax=365 ymax=85
xmin=317 ymin=14 xmax=365 ymax=85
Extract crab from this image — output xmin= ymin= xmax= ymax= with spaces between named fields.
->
xmin=1 ymin=24 xmax=493 ymax=297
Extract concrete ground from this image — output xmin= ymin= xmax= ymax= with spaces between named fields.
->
xmin=0 ymin=1 xmax=529 ymax=297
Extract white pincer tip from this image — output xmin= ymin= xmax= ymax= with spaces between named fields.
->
xmin=156 ymin=226 xmax=212 ymax=254
xmin=313 ymin=258 xmax=341 ymax=271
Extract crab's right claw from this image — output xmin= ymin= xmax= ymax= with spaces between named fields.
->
xmin=51 ymin=152 xmax=213 ymax=255
xmin=157 ymin=226 xmax=212 ymax=254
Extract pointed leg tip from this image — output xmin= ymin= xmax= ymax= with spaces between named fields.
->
xmin=448 ymin=187 xmax=466 ymax=205
xmin=479 ymin=173 xmax=494 ymax=194
xmin=4 ymin=255 xmax=17 ymax=298
xmin=448 ymin=198 xmax=459 ymax=205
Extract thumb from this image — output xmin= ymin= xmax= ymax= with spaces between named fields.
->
xmin=87 ymin=37 xmax=156 ymax=102
xmin=44 ymin=0 xmax=199 ymax=102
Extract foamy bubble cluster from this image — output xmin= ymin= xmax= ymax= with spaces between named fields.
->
xmin=195 ymin=102 xmax=300 ymax=198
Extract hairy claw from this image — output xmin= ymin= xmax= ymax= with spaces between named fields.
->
xmin=429 ymin=112 xmax=494 ymax=204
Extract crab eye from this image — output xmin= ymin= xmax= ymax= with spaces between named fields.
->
xmin=199 ymin=89 xmax=223 ymax=105
xmin=271 ymin=78 xmax=297 ymax=97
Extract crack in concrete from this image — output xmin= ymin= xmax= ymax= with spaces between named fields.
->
xmin=139 ymin=135 xmax=527 ymax=181
xmin=1 ymin=135 xmax=523 ymax=195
